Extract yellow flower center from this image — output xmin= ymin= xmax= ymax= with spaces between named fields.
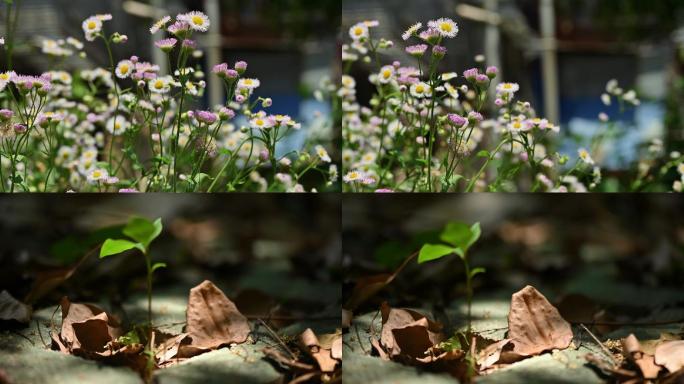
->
xmin=416 ymin=85 xmax=425 ymax=93
xmin=440 ymin=22 xmax=452 ymax=32
xmin=354 ymin=27 xmax=363 ymax=36
xmin=504 ymin=84 xmax=512 ymax=89
xmin=154 ymin=80 xmax=164 ymax=89
xmin=87 ymin=21 xmax=97 ymax=30
xmin=93 ymin=171 xmax=101 ymax=178
xmin=192 ymin=15 xmax=204 ymax=25
xmin=0 ymin=74 xmax=9 ymax=81
xmin=256 ymin=119 xmax=264 ymax=126
xmin=349 ymin=172 xmax=359 ymax=179
xmin=119 ymin=64 xmax=129 ymax=74
xmin=244 ymin=79 xmax=253 ymax=85
xmin=382 ymin=70 xmax=392 ymax=79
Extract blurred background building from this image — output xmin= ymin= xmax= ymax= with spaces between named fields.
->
xmin=343 ymin=0 xmax=684 ymax=169
xmin=0 ymin=0 xmax=340 ymax=154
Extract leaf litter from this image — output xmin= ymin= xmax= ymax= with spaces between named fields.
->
xmin=43 ymin=279 xmax=338 ymax=383
xmin=349 ymin=283 xmax=684 ymax=383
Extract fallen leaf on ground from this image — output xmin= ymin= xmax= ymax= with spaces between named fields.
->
xmin=155 ymin=332 xmax=193 ymax=367
xmin=185 ymin=280 xmax=251 ymax=350
xmin=0 ymin=290 xmax=32 ymax=323
xmin=299 ymin=328 xmax=340 ymax=373
xmin=51 ymin=297 xmax=122 ymax=355
xmin=622 ymin=334 xmax=662 ymax=379
xmin=477 ymin=339 xmax=512 ymax=371
xmin=655 ymin=340 xmax=684 ymax=373
xmin=376 ymin=302 xmax=444 ymax=363
xmin=507 ymin=285 xmax=573 ymax=356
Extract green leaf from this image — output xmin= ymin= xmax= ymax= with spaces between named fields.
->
xmin=151 ymin=262 xmax=167 ymax=273
xmin=439 ymin=222 xmax=481 ymax=254
xmin=116 ymin=329 xmax=140 ymax=345
xmin=418 ymin=244 xmax=457 ymax=264
xmin=99 ymin=239 xmax=144 ymax=258
xmin=123 ymin=217 xmax=162 ymax=249
xmin=470 ymin=267 xmax=486 ymax=278
xmin=477 ymin=150 xmax=490 ymax=158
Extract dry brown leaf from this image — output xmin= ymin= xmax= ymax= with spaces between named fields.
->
xmin=507 ymin=285 xmax=573 ymax=356
xmin=0 ymin=290 xmax=32 ymax=323
xmin=185 ymin=280 xmax=250 ymax=350
xmin=622 ymin=334 xmax=662 ymax=380
xmin=299 ymin=328 xmax=339 ymax=373
xmin=331 ymin=336 xmax=342 ymax=360
xmin=655 ymin=341 xmax=684 ymax=373
xmin=477 ymin=339 xmax=512 ymax=371
xmin=53 ymin=297 xmax=122 ymax=354
xmin=375 ymin=302 xmax=444 ymax=364
xmin=155 ymin=332 xmax=192 ymax=366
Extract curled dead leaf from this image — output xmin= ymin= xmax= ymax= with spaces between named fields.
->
xmin=299 ymin=328 xmax=339 ymax=373
xmin=622 ymin=334 xmax=662 ymax=380
xmin=655 ymin=340 xmax=684 ymax=373
xmin=185 ymin=280 xmax=251 ymax=350
xmin=507 ymin=285 xmax=573 ymax=356
xmin=374 ymin=302 xmax=445 ymax=365
xmin=52 ymin=297 xmax=122 ymax=355
xmin=477 ymin=339 xmax=512 ymax=371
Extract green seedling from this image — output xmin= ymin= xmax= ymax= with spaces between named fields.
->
xmin=99 ymin=216 xmax=165 ymax=329
xmin=418 ymin=221 xmax=484 ymax=333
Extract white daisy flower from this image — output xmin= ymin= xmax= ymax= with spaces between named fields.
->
xmin=250 ymin=115 xmax=275 ymax=130
xmin=237 ymin=78 xmax=260 ymax=90
xmin=578 ymin=148 xmax=595 ymax=165
xmin=428 ymin=18 xmax=458 ymax=38
xmin=87 ymin=168 xmax=108 ymax=184
xmin=315 ymin=145 xmax=331 ymax=163
xmin=378 ymin=65 xmax=395 ymax=84
xmin=402 ymin=22 xmax=422 ymax=41
xmin=149 ymin=76 xmax=172 ymax=94
xmin=115 ymin=60 xmax=133 ymax=79
xmin=82 ymin=17 xmax=103 ymax=41
xmin=410 ymin=82 xmax=432 ymax=98
xmin=343 ymin=170 xmax=365 ymax=183
xmin=180 ymin=11 xmax=210 ymax=32
xmin=150 ymin=15 xmax=171 ymax=34
xmin=341 ymin=75 xmax=356 ymax=89
xmin=106 ymin=116 xmax=129 ymax=136
xmin=496 ymin=82 xmax=520 ymax=94
xmin=349 ymin=23 xmax=369 ymax=41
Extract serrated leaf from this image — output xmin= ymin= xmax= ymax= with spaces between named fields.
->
xmin=418 ymin=244 xmax=457 ymax=264
xmin=123 ymin=217 xmax=162 ymax=250
xmin=99 ymin=239 xmax=144 ymax=258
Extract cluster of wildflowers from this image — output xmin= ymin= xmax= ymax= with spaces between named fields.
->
xmin=341 ymin=18 xmax=683 ymax=192
xmin=0 ymin=11 xmax=336 ymax=192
